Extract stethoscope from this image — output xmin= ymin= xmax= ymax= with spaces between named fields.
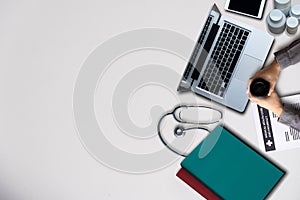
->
xmin=157 ymin=105 xmax=223 ymax=157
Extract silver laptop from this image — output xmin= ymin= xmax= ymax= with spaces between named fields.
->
xmin=178 ymin=4 xmax=273 ymax=112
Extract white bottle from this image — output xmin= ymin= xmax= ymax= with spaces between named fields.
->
xmin=274 ymin=0 xmax=291 ymax=16
xmin=286 ymin=16 xmax=299 ymax=34
xmin=289 ymin=4 xmax=300 ymax=21
xmin=267 ymin=9 xmax=286 ymax=34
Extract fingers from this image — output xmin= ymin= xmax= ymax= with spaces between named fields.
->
xmin=267 ymin=82 xmax=277 ymax=96
xmin=246 ymin=77 xmax=254 ymax=94
xmin=247 ymin=89 xmax=257 ymax=103
xmin=268 ymin=87 xmax=274 ymax=96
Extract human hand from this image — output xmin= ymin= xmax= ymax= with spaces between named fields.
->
xmin=247 ymin=60 xmax=281 ymax=96
xmin=248 ymin=90 xmax=283 ymax=117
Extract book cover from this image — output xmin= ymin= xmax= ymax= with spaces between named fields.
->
xmin=176 ymin=167 xmax=221 ymax=200
xmin=181 ymin=125 xmax=285 ymax=200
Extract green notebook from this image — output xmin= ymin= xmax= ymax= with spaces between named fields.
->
xmin=181 ymin=125 xmax=285 ymax=200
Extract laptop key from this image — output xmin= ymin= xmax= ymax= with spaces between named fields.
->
xmin=238 ymin=31 xmax=243 ymax=39
xmin=238 ymin=45 xmax=244 ymax=51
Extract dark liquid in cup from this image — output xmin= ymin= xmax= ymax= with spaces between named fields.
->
xmin=250 ymin=78 xmax=270 ymax=98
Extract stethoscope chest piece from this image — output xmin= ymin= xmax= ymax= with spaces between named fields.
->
xmin=174 ymin=126 xmax=186 ymax=137
xmin=157 ymin=105 xmax=222 ymax=157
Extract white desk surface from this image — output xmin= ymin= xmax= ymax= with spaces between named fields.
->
xmin=1 ymin=0 xmax=300 ymax=199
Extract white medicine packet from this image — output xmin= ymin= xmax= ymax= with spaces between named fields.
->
xmin=251 ymin=94 xmax=300 ymax=153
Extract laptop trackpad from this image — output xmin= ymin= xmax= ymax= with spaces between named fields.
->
xmin=235 ymin=55 xmax=262 ymax=82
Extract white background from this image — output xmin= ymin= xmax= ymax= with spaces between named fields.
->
xmin=1 ymin=0 xmax=300 ymax=199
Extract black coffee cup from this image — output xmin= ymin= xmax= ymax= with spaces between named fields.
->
xmin=250 ymin=78 xmax=270 ymax=98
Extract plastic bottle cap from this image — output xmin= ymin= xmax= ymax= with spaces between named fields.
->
xmin=287 ymin=17 xmax=299 ymax=28
xmin=275 ymin=0 xmax=291 ymax=13
xmin=270 ymin=9 xmax=283 ymax=22
xmin=275 ymin=0 xmax=290 ymax=6
xmin=267 ymin=9 xmax=286 ymax=34
xmin=291 ymin=4 xmax=300 ymax=16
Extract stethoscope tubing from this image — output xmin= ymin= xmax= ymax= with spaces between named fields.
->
xmin=157 ymin=105 xmax=222 ymax=157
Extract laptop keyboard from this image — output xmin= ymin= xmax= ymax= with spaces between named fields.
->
xmin=197 ymin=22 xmax=250 ymax=97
